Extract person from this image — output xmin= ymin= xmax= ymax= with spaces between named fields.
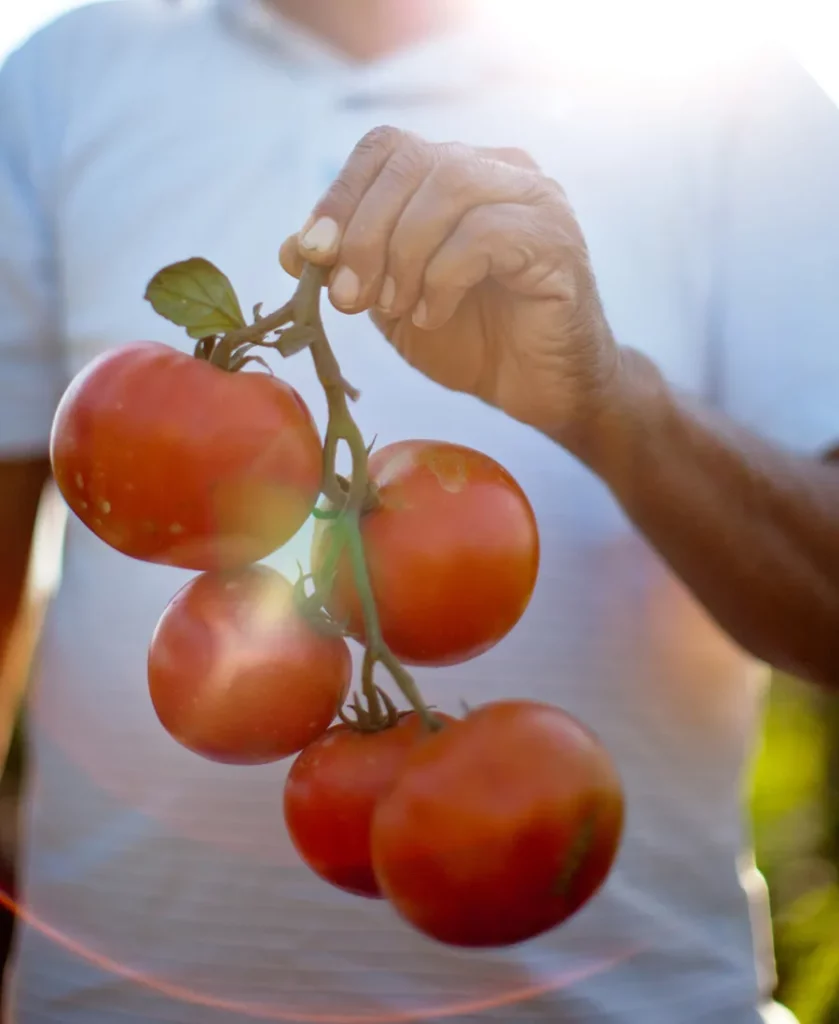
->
xmin=0 ymin=0 xmax=837 ymax=1021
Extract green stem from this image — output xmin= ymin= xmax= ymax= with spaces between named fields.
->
xmin=360 ymin=647 xmax=386 ymax=727
xmin=344 ymin=516 xmax=438 ymax=732
xmin=292 ymin=263 xmax=441 ymax=733
xmin=211 ymin=300 xmax=295 ymax=368
xmin=209 ymin=261 xmax=440 ymax=732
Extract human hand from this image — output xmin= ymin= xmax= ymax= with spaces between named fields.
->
xmin=280 ymin=127 xmax=622 ymax=446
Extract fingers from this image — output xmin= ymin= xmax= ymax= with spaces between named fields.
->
xmin=297 ymin=125 xmax=410 ymax=265
xmin=416 ymin=203 xmax=581 ymax=330
xmin=293 ymin=135 xmax=537 ymax=269
xmin=381 ymin=156 xmax=554 ymax=319
xmin=284 ymin=125 xmax=563 ymax=321
xmin=284 ymin=125 xmax=426 ymax=309
xmin=326 ymin=134 xmax=435 ymax=311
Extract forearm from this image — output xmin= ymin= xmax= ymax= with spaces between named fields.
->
xmin=567 ymin=347 xmax=839 ymax=688
xmin=0 ymin=457 xmax=51 ymax=673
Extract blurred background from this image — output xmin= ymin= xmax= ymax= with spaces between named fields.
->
xmin=0 ymin=1 xmax=837 ymax=1021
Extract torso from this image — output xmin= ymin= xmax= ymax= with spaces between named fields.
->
xmin=8 ymin=4 xmax=773 ymax=1021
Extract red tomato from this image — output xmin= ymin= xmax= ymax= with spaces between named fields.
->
xmin=371 ymin=700 xmax=624 ymax=948
xmin=147 ymin=565 xmax=351 ymax=765
xmin=50 ymin=341 xmax=323 ymax=571
xmin=284 ymin=711 xmax=455 ymax=898
xmin=313 ymin=440 xmax=539 ymax=666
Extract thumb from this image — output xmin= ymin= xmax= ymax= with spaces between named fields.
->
xmin=279 ymin=234 xmax=305 ymax=280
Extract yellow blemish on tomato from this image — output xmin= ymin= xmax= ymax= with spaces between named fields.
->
xmin=74 ymin=473 xmax=84 ymax=489
xmin=99 ymin=500 xmax=111 ymax=514
xmin=169 ymin=523 xmax=185 ymax=535
xmin=426 ymin=450 xmax=468 ymax=493
xmin=374 ymin=446 xmax=418 ymax=488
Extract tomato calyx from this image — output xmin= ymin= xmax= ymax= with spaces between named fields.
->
xmin=338 ymin=685 xmax=406 ymax=733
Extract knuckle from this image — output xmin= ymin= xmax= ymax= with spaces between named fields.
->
xmin=517 ymin=168 xmax=555 ymax=205
xmin=320 ymin=126 xmax=412 ymax=216
xmin=382 ymin=140 xmax=431 ymax=190
xmin=459 ymin=204 xmax=497 ymax=244
xmin=355 ymin=124 xmax=404 ymax=157
xmin=495 ymin=146 xmax=540 ymax=171
xmin=429 ymin=150 xmax=479 ymax=202
xmin=534 ymin=178 xmax=584 ymax=238
xmin=535 ymin=203 xmax=583 ymax=254
xmin=540 ymin=175 xmax=570 ymax=206
xmin=321 ymin=173 xmax=359 ymax=214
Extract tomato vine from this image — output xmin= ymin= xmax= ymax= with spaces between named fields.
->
xmin=51 ymin=252 xmax=624 ymax=943
xmin=147 ymin=258 xmax=442 ymax=735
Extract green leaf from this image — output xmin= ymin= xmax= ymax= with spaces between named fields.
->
xmin=144 ymin=258 xmax=246 ymax=339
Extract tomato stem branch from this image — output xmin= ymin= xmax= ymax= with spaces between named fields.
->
xmin=290 ymin=263 xmax=440 ymax=733
xmin=210 ymin=262 xmax=440 ymax=732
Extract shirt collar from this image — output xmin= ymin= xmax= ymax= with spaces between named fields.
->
xmin=213 ymin=0 xmax=566 ymax=105
xmin=215 ymin=0 xmax=353 ymax=73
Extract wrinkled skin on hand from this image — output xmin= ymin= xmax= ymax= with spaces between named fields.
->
xmin=280 ymin=126 xmax=621 ymax=446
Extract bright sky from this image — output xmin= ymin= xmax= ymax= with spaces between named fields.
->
xmin=0 ymin=1 xmax=837 ymax=100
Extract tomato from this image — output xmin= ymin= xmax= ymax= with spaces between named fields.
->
xmin=313 ymin=440 xmax=539 ymax=666
xmin=370 ymin=700 xmax=624 ymax=948
xmin=50 ymin=341 xmax=323 ymax=571
xmin=147 ymin=565 xmax=351 ymax=765
xmin=284 ymin=711 xmax=455 ymax=898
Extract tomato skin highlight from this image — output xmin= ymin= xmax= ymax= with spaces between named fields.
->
xmin=371 ymin=700 xmax=625 ymax=948
xmin=50 ymin=341 xmax=323 ymax=571
xmin=147 ymin=566 xmax=351 ymax=765
xmin=283 ymin=712 xmax=456 ymax=898
xmin=314 ymin=440 xmax=540 ymax=667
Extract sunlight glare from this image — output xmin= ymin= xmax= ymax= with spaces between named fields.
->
xmin=0 ymin=0 xmax=89 ymax=65
xmin=481 ymin=0 xmax=837 ymax=96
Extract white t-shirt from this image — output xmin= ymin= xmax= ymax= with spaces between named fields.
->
xmin=1 ymin=2 xmax=838 ymax=1021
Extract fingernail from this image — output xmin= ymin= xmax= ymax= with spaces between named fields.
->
xmin=378 ymin=276 xmax=396 ymax=311
xmin=330 ymin=266 xmax=360 ymax=308
xmin=412 ymin=299 xmax=428 ymax=328
xmin=301 ymin=217 xmax=339 ymax=254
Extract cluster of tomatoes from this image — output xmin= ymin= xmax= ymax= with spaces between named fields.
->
xmin=47 ymin=275 xmax=624 ymax=948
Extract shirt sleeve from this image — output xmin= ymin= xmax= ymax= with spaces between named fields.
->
xmin=0 ymin=40 xmax=66 ymax=457
xmin=715 ymin=50 xmax=839 ymax=456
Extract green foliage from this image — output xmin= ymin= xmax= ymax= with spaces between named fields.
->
xmin=751 ymin=675 xmax=839 ymax=1023
xmin=144 ymin=258 xmax=245 ymax=339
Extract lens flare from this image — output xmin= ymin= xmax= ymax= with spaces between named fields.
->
xmin=0 ymin=882 xmax=641 ymax=1022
